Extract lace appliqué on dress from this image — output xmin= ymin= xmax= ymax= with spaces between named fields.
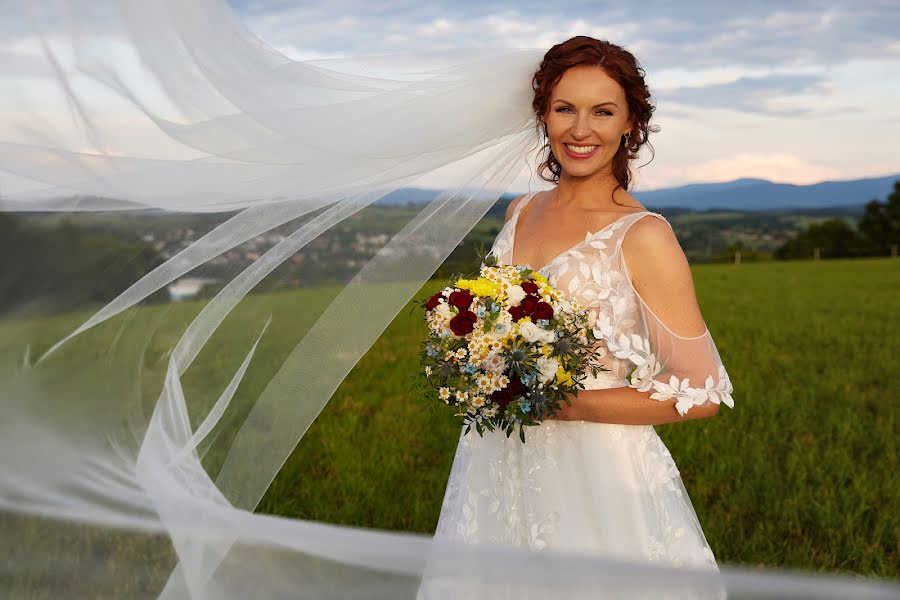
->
xmin=433 ymin=195 xmax=725 ymax=572
xmin=436 ymin=423 xmax=573 ymax=551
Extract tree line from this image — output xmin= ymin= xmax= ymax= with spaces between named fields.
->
xmin=0 ymin=213 xmax=165 ymax=316
xmin=775 ymin=180 xmax=899 ymax=260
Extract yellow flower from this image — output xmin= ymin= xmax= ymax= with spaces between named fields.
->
xmin=456 ymin=277 xmax=500 ymax=298
xmin=476 ymin=280 xmax=500 ymax=298
xmin=541 ymin=345 xmax=552 ymax=357
xmin=556 ymin=366 xmax=573 ymax=386
xmin=531 ymin=272 xmax=548 ymax=284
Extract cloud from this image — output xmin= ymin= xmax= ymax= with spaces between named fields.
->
xmin=660 ymin=72 xmax=834 ymax=116
xmin=232 ymin=1 xmax=898 ymax=188
xmin=650 ymin=153 xmax=843 ymax=187
xmin=236 ymin=2 xmax=900 ymax=68
xmin=2 ymin=0 xmax=895 ymax=190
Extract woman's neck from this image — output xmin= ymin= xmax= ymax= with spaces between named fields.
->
xmin=552 ymin=171 xmax=632 ymax=211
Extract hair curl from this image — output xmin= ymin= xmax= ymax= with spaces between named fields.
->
xmin=532 ymin=36 xmax=660 ymax=198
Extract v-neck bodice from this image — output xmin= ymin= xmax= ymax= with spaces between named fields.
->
xmin=496 ymin=191 xmax=665 ymax=278
xmin=487 ymin=192 xmax=673 ymax=386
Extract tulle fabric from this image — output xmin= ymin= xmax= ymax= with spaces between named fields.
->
xmin=0 ymin=2 xmax=898 ymax=599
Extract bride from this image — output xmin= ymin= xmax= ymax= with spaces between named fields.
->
xmin=432 ymin=36 xmax=734 ymax=567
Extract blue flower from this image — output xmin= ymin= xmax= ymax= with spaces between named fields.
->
xmin=537 ymin=319 xmax=549 ymax=327
xmin=495 ymin=323 xmax=507 ymax=334
xmin=476 ymin=307 xmax=486 ymax=317
xmin=427 ymin=347 xmax=438 ymax=357
xmin=556 ymin=330 xmax=564 ymax=339
xmin=465 ymin=363 xmax=478 ymax=374
xmin=521 ymin=401 xmax=532 ymax=413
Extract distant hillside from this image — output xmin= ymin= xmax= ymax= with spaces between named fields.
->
xmin=376 ymin=173 xmax=900 ymax=213
xmin=631 ymin=174 xmax=900 ymax=211
xmin=25 ymin=173 xmax=897 ymax=215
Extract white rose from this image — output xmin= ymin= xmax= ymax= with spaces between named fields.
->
xmin=536 ymin=356 xmax=560 ymax=384
xmin=506 ymin=284 xmax=526 ymax=306
xmin=555 ymin=298 xmax=574 ymax=313
xmin=517 ymin=320 xmax=540 ymax=342
xmin=519 ymin=320 xmax=555 ymax=344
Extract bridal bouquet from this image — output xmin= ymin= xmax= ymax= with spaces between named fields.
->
xmin=416 ymin=252 xmax=608 ymax=443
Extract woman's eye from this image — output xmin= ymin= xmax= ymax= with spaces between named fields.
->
xmin=554 ymin=107 xmax=611 ymax=116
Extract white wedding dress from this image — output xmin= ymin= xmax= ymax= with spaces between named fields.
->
xmin=429 ymin=191 xmax=735 ymax=574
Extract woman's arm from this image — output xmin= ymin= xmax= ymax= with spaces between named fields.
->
xmin=548 ymin=384 xmax=720 ymax=425
xmin=546 ymin=215 xmax=720 ymax=425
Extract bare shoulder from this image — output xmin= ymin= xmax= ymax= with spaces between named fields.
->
xmin=622 ymin=214 xmax=680 ymax=257
xmin=622 ymin=214 xmax=690 ymax=285
xmin=504 ymin=193 xmax=528 ymax=224
xmin=621 ymin=214 xmax=706 ymax=336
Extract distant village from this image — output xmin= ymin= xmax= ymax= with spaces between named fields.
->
xmin=142 ymin=226 xmax=429 ymax=301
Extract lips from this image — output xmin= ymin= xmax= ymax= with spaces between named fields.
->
xmin=562 ymin=143 xmax=599 ymax=160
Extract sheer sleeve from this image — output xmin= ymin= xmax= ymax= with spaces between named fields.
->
xmin=601 ymin=215 xmax=735 ymax=417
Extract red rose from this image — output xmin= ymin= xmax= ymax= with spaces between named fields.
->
xmin=519 ymin=294 xmax=540 ymax=315
xmin=425 ymin=292 xmax=444 ymax=311
xmin=449 ymin=310 xmax=478 ymax=335
xmin=508 ymin=305 xmax=527 ymax=322
xmin=533 ymin=301 xmax=554 ymax=321
xmin=490 ymin=372 xmax=527 ymax=407
xmin=448 ymin=290 xmax=474 ymax=311
xmin=521 ymin=281 xmax=539 ymax=294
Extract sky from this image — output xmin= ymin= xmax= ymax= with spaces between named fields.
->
xmin=228 ymin=0 xmax=900 ymax=192
xmin=1 ymin=1 xmax=898 ymax=198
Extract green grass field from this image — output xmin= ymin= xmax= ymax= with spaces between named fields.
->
xmin=2 ymin=257 xmax=897 ymax=589
xmin=258 ymin=257 xmax=899 ymax=578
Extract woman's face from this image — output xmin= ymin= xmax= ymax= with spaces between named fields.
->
xmin=543 ymin=65 xmax=632 ymax=180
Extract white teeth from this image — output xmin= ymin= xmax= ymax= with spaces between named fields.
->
xmin=566 ymin=144 xmax=597 ymax=154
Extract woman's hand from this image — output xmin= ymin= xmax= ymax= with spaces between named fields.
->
xmin=543 ymin=394 xmax=579 ymax=421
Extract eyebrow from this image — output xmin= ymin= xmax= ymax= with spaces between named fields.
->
xmin=553 ymin=99 xmax=619 ymax=109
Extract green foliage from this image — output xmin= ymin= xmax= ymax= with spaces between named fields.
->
xmin=775 ymin=218 xmax=867 ymax=259
xmin=0 ymin=213 xmax=165 ymax=315
xmin=857 ymin=180 xmax=900 ymax=255
xmin=776 ymin=179 xmax=900 ymax=260
xmin=709 ymin=241 xmax=773 ymax=263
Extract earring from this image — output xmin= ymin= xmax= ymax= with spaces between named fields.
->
xmin=623 ymin=131 xmax=632 ymax=142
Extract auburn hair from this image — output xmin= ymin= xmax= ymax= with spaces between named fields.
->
xmin=532 ymin=36 xmax=659 ymax=198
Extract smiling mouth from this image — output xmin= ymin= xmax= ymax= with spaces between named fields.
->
xmin=563 ymin=143 xmax=599 ymax=158
xmin=566 ymin=144 xmax=597 ymax=154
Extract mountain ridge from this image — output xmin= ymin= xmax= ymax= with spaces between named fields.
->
xmin=376 ymin=172 xmax=899 ymax=212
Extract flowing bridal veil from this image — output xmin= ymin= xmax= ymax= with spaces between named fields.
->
xmin=0 ymin=1 xmax=896 ymax=598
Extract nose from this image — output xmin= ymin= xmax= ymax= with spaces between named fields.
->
xmin=570 ymin=112 xmax=591 ymax=140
